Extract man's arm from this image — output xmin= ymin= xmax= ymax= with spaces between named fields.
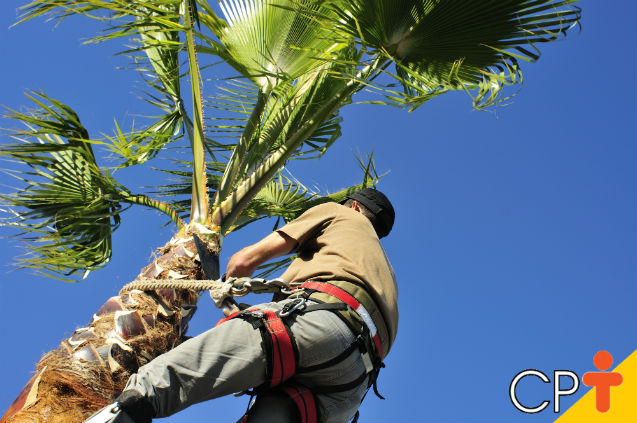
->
xmin=226 ymin=231 xmax=297 ymax=277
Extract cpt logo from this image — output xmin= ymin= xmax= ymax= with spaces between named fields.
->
xmin=509 ymin=351 xmax=623 ymax=414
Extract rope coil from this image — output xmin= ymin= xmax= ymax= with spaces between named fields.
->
xmin=119 ymin=277 xmax=299 ymax=309
xmin=120 ymin=279 xmax=225 ymax=293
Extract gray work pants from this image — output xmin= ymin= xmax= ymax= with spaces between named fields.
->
xmin=123 ymin=298 xmax=369 ymax=422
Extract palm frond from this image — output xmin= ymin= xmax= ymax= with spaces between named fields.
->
xmin=1 ymin=93 xmax=125 ymax=280
xmin=250 ymin=173 xmax=321 ymax=223
xmin=211 ymin=0 xmax=347 ymax=89
xmin=102 ymin=110 xmax=183 ymax=168
xmin=204 ymin=63 xmax=349 ymax=213
xmin=1 ymin=93 xmax=182 ymax=279
xmin=326 ymin=0 xmax=581 ymax=109
xmin=252 ymin=70 xmax=347 ymax=166
xmin=204 ymin=80 xmax=261 ymax=143
xmin=18 ymin=0 xmax=184 ymax=34
xmin=213 ymin=88 xmax=269 ymax=208
xmin=19 ymin=1 xmax=196 ymax=168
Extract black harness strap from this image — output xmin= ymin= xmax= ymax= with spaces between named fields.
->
xmin=289 ymin=291 xmax=367 ymax=344
xmin=297 ymin=335 xmax=365 ymax=374
xmin=310 ymin=371 xmax=370 ymax=395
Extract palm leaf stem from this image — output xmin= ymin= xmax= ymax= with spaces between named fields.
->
xmin=177 ymin=99 xmax=195 ymax=152
xmin=183 ymin=0 xmax=208 ymax=225
xmin=211 ymin=59 xmax=383 ymax=233
xmin=212 ymin=114 xmax=336 ymax=233
xmin=121 ymin=193 xmax=185 ymax=229
xmin=179 ymin=104 xmax=221 ymax=167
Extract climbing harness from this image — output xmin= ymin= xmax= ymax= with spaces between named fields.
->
xmin=214 ymin=278 xmax=388 ymax=423
xmin=119 ymin=276 xmax=388 ymax=422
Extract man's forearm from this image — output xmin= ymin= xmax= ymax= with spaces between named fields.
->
xmin=226 ymin=231 xmax=297 ymax=277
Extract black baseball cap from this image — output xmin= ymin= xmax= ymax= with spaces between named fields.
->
xmin=345 ymin=188 xmax=395 ymax=238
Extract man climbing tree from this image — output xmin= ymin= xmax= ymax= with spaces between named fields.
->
xmin=1 ymin=1 xmax=582 ymax=422
xmin=89 ymin=188 xmax=396 ymax=423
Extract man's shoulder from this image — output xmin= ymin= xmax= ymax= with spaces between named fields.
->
xmin=303 ymin=201 xmax=344 ymax=216
xmin=291 ymin=201 xmax=369 ymax=233
xmin=308 ymin=201 xmax=365 ymax=222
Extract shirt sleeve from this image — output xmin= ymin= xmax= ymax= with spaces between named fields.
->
xmin=276 ymin=202 xmax=334 ymax=249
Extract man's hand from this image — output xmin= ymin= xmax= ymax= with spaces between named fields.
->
xmin=226 ymin=231 xmax=297 ymax=278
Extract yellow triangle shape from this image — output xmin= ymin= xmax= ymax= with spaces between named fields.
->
xmin=555 ymin=349 xmax=637 ymax=423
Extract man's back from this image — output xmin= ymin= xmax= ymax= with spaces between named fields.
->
xmin=277 ymin=202 xmax=399 ymax=351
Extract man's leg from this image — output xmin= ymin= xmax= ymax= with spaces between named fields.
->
xmin=122 ymin=314 xmax=267 ymax=419
xmin=240 ymin=306 xmax=370 ymax=423
xmin=109 ymin=298 xmax=369 ymax=422
xmin=286 ymin=308 xmax=369 ymax=422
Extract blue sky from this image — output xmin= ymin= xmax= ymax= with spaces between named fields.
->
xmin=1 ymin=1 xmax=635 ymax=422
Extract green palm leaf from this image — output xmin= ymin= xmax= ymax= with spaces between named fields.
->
xmin=206 ymin=71 xmax=347 ymax=208
xmin=326 ymin=0 xmax=581 ymax=109
xmin=1 ymin=93 xmax=123 ymax=280
xmin=4 ymin=0 xmax=582 ymax=281
xmin=117 ymin=0 xmax=185 ymax=166
xmin=1 ymin=93 xmax=183 ymax=280
xmin=214 ymin=0 xmax=346 ymax=89
xmin=255 ymin=153 xmax=380 ymax=222
xmin=19 ymin=0 xmax=192 ymax=168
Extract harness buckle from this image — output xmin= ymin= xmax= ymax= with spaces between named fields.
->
xmin=244 ymin=310 xmax=264 ymax=319
xmin=279 ymin=297 xmax=307 ymax=317
xmin=360 ymin=350 xmax=374 ymax=374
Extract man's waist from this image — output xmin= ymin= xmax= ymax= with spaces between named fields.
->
xmin=294 ymin=279 xmax=391 ymax=360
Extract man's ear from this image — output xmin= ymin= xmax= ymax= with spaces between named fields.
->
xmin=351 ymin=200 xmax=361 ymax=212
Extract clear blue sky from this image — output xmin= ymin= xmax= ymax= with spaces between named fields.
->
xmin=1 ymin=1 xmax=635 ymax=422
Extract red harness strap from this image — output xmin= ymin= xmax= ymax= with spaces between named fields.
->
xmin=215 ymin=310 xmax=243 ymax=327
xmin=262 ymin=310 xmax=296 ymax=387
xmin=216 ymin=308 xmax=296 ymax=388
xmin=299 ymin=281 xmax=383 ymax=359
xmin=281 ymin=384 xmax=318 ymax=423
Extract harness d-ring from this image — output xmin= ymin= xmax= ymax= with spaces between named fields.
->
xmin=279 ymin=297 xmax=307 ymax=317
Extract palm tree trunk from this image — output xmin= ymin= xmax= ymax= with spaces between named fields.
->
xmin=1 ymin=234 xmax=217 ymax=423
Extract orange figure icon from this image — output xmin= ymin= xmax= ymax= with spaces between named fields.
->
xmin=582 ymin=351 xmax=623 ymax=412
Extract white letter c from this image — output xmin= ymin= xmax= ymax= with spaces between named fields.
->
xmin=510 ymin=369 xmax=551 ymax=413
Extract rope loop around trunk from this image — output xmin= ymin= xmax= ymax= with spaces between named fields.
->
xmin=119 ymin=277 xmax=299 ymax=309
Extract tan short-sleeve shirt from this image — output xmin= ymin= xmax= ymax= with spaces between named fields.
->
xmin=277 ymin=202 xmax=398 ymax=349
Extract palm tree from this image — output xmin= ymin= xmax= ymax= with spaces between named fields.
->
xmin=0 ymin=0 xmax=580 ymax=422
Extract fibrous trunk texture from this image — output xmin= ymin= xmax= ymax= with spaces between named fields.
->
xmin=1 ymin=235 xmax=216 ymax=423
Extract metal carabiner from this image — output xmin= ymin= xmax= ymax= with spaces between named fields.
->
xmin=279 ymin=297 xmax=307 ymax=317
